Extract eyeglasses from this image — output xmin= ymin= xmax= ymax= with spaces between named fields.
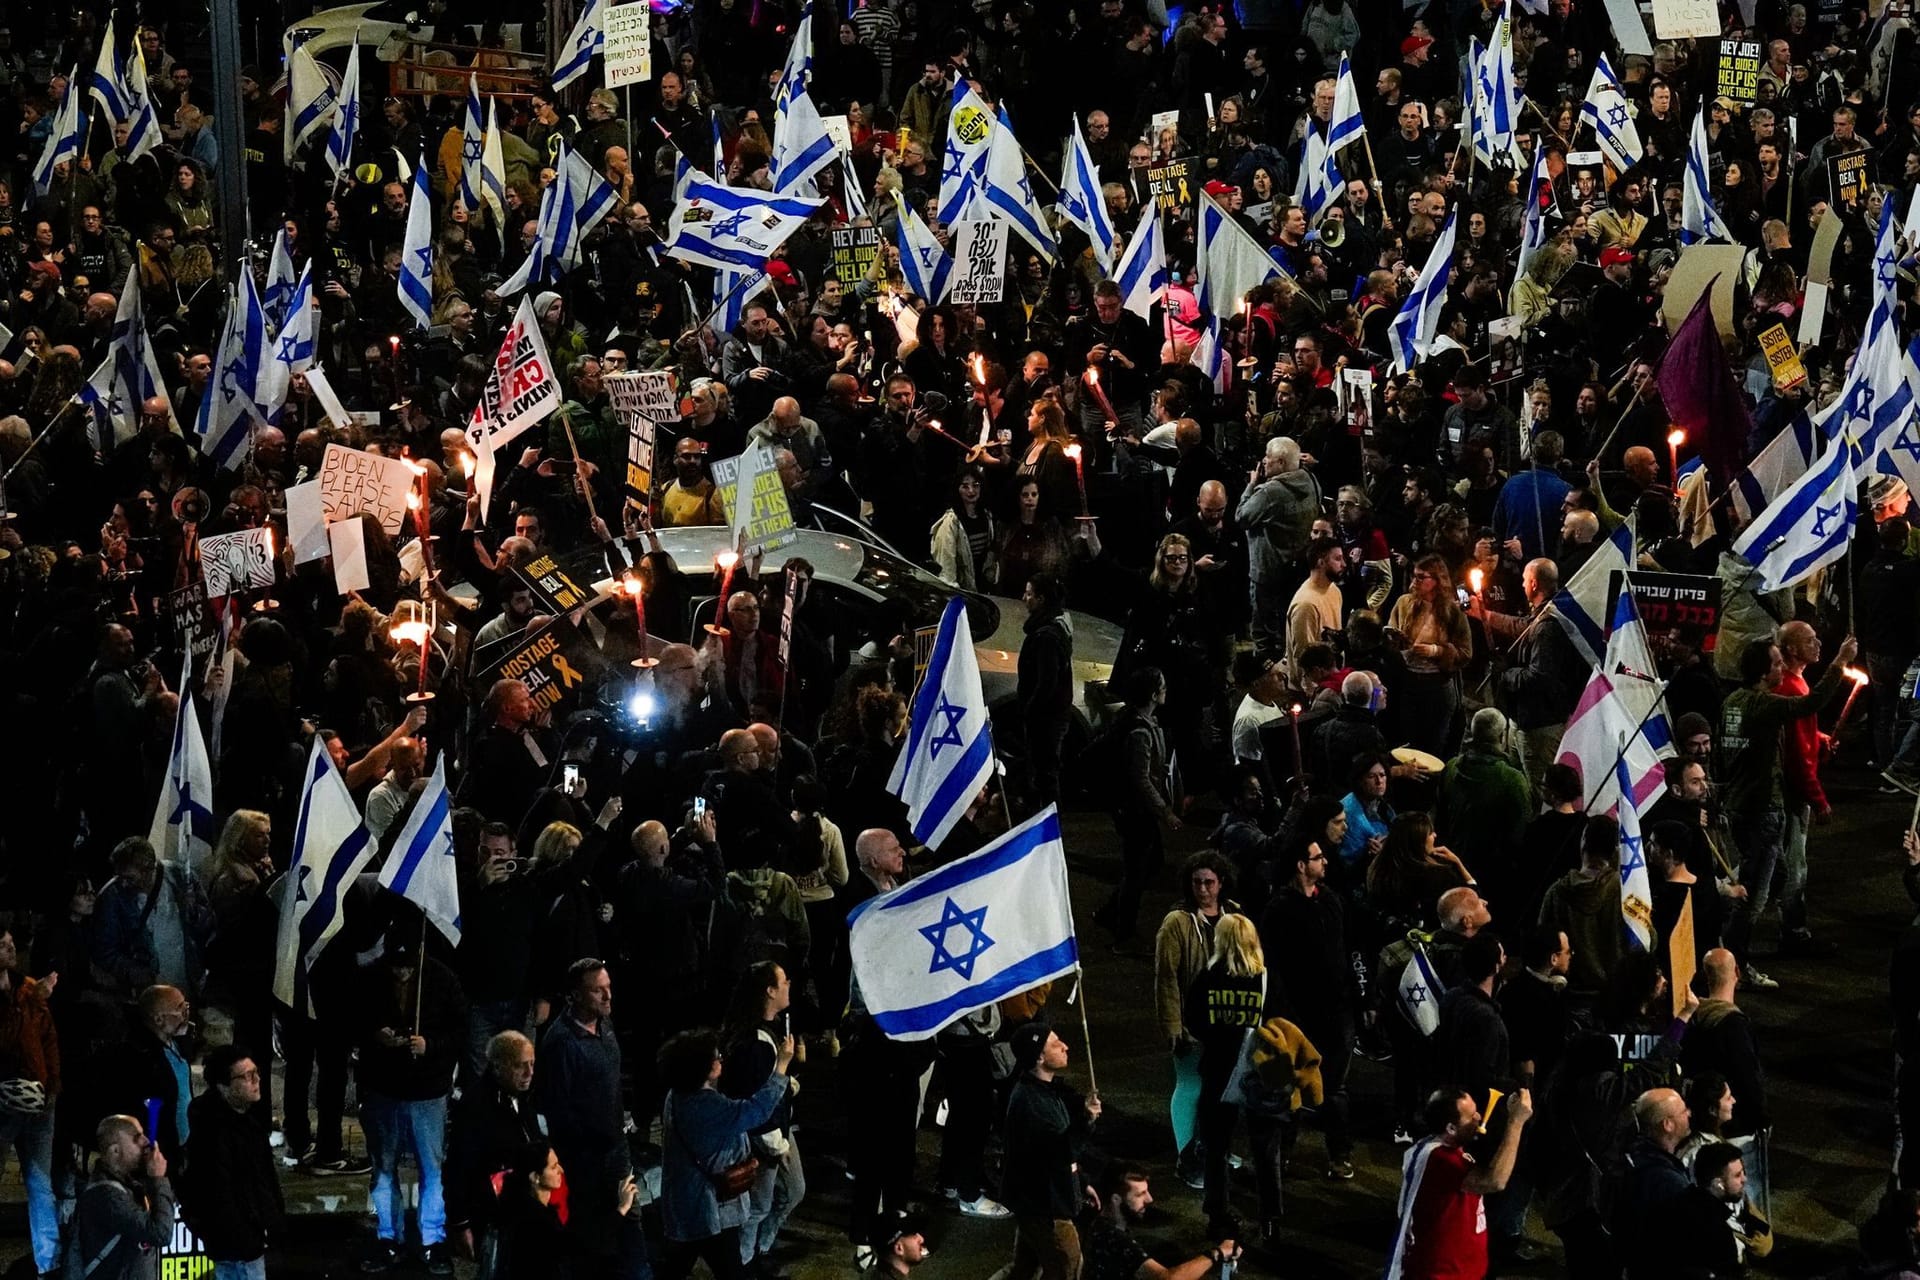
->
xmin=1162 ymin=553 xmax=1190 ymax=563
xmin=230 ymin=1069 xmax=260 ymax=1083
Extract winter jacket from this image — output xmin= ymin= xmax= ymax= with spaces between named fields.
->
xmin=1769 ymin=670 xmax=1830 ymax=813
xmin=1436 ymin=983 xmax=1512 ymax=1099
xmin=180 ymin=1091 xmax=284 ymax=1260
xmin=929 ymin=508 xmax=1000 ymax=591
xmin=0 ymin=973 xmax=61 ymax=1099
xmin=1683 ymin=999 xmax=1769 ymax=1135
xmin=71 ymin=1169 xmax=175 ymax=1280
xmin=1258 ymin=885 xmax=1356 ymax=1034
xmin=1017 ymin=606 xmax=1074 ymax=721
xmin=1538 ymin=870 xmax=1624 ymax=998
xmin=1002 ymin=1073 xmax=1092 ymax=1220
xmin=353 ymin=958 xmax=466 ymax=1101
xmin=1154 ymin=905 xmax=1237 ymax=1043
xmin=1720 ymin=663 xmax=1844 ymax=816
xmin=1236 ymin=468 xmax=1322 ymax=585
xmin=446 ymin=1075 xmax=545 ymax=1232
xmin=1436 ymin=748 xmax=1533 ymax=885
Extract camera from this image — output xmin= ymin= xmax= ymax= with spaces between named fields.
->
xmin=921 ymin=389 xmax=950 ymax=415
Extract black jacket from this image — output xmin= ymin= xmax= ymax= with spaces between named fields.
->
xmin=1017 ymin=607 xmax=1074 ymax=720
xmin=1002 ymin=1073 xmax=1092 ymax=1220
xmin=353 ymin=957 xmax=466 ymax=1101
xmin=1436 ymin=983 xmax=1511 ymax=1099
xmin=446 ymin=1074 xmax=545 ymax=1232
xmin=180 ymin=1090 xmax=284 ymax=1260
xmin=1682 ymin=1000 xmax=1768 ymax=1135
xmin=1258 ymin=885 xmax=1353 ymax=1034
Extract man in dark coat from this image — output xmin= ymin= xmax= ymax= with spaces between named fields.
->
xmin=180 ymin=1044 xmax=285 ymax=1273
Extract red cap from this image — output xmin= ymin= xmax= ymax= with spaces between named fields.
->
xmin=1600 ymin=246 xmax=1635 ymax=267
xmin=1401 ymin=34 xmax=1434 ymax=56
xmin=1203 ymin=179 xmax=1236 ymax=197
xmin=766 ymin=259 xmax=798 ymax=286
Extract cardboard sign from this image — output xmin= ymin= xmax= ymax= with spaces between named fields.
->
xmin=474 ymin=613 xmax=607 ymax=715
xmin=1829 ymin=150 xmax=1870 ymax=208
xmin=821 ymin=113 xmax=852 ymax=154
xmin=162 ymin=582 xmax=217 ymax=673
xmin=469 ymin=296 xmax=562 ymax=452
xmin=318 ymin=443 xmax=414 ymax=534
xmin=1716 ymin=38 xmax=1762 ymax=105
xmin=711 ymin=444 xmax=798 ymax=553
xmin=1670 ymin=893 xmax=1697 ymax=1017
xmin=829 ymin=225 xmax=883 ymax=285
xmin=1611 ymin=570 xmax=1721 ymax=671
xmin=1603 ymin=0 xmax=1656 ymax=53
xmin=606 ymin=371 xmax=671 ymax=508
xmin=329 ymin=519 xmax=371 ymax=594
xmin=1149 ymin=109 xmax=1182 ymax=145
xmin=285 ymin=480 xmax=330 ymax=564
xmin=1148 ymin=155 xmax=1199 ymax=213
xmin=947 ymin=219 xmax=1008 ymax=304
xmin=514 ymin=552 xmax=595 ymax=616
xmin=603 ymin=1 xmax=653 ymax=87
xmin=1652 ymin=0 xmax=1720 ymax=38
xmin=199 ymin=528 xmax=277 ymax=599
xmin=1757 ymin=323 xmax=1809 ymax=393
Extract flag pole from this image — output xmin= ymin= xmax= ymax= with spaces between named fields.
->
xmin=1074 ymin=966 xmax=1099 ymax=1098
xmin=559 ymin=408 xmax=600 ymax=527
xmin=1579 ymin=677 xmax=1675 ymax=818
xmin=412 ymin=911 xmax=426 ymax=1029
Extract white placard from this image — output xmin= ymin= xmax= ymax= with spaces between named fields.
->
xmin=330 ymin=519 xmax=371 ymax=594
xmin=286 ymin=481 xmax=330 ymax=565
xmin=199 ymin=527 xmax=277 ymax=599
xmin=821 ymin=114 xmax=852 ymax=154
xmin=318 ymin=443 xmax=415 ymax=534
xmin=303 ymin=365 xmax=355 ymax=431
xmin=1651 ymin=0 xmax=1719 ymax=38
xmin=604 ymin=1 xmax=653 ymax=88
xmin=948 ymin=219 xmax=1008 ymax=304
xmin=1798 ymin=278 xmax=1828 ymax=347
xmin=1602 ymin=0 xmax=1658 ymax=54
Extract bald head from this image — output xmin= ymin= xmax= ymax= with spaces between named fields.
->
xmin=1438 ymin=887 xmax=1490 ymax=936
xmin=1174 ymin=418 xmax=1203 ymax=450
xmin=719 ymin=727 xmax=760 ymax=771
xmin=1701 ymin=946 xmax=1738 ymax=996
xmin=629 ymin=819 xmax=670 ymax=865
xmin=749 ymin=722 xmax=781 ymax=765
xmin=770 ymin=397 xmax=803 ymax=430
xmin=1634 ymin=1087 xmax=1691 ymax=1152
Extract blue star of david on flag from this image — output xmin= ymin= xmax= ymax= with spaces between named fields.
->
xmin=1811 ymin=502 xmax=1844 ymax=537
xmin=920 ymin=897 xmax=995 ymax=979
xmin=710 ymin=211 xmax=751 ymax=238
xmin=928 ymin=697 xmax=966 ymax=758
xmin=1607 ymin=104 xmax=1629 ymax=129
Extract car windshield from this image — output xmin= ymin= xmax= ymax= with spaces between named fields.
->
xmin=847 ymin=541 xmax=1000 ymax=642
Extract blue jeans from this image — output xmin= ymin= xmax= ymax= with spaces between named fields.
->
xmin=1781 ymin=804 xmax=1811 ymax=936
xmin=738 ymin=1134 xmax=805 ymax=1261
xmin=214 ymin=1258 xmax=268 ymax=1280
xmin=1727 ymin=808 xmax=1785 ymax=963
xmin=0 ymin=1105 xmax=57 ymax=1272
xmin=364 ymin=1093 xmax=448 ymax=1246
xmin=464 ymin=997 xmax=529 ymax=1088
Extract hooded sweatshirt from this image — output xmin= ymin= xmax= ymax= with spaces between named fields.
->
xmin=1538 ymin=869 xmax=1624 ymax=997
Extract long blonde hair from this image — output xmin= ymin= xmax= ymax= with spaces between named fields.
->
xmin=210 ymin=810 xmax=270 ymax=875
xmin=531 ymin=821 xmax=583 ymax=871
xmin=1211 ymin=914 xmax=1265 ymax=978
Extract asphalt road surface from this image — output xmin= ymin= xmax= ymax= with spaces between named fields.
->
xmin=0 ymin=766 xmax=1906 ymax=1278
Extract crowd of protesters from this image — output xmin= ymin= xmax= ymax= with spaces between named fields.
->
xmin=5 ymin=0 xmax=1920 ymax=1277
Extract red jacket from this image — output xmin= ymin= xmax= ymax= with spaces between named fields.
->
xmin=1771 ymin=670 xmax=1830 ymax=814
xmin=0 ymin=974 xmax=61 ymax=1098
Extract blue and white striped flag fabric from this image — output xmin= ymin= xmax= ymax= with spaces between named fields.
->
xmin=460 ymin=74 xmax=486 ymax=213
xmin=257 ymin=262 xmax=315 ymax=424
xmin=847 ymin=804 xmax=1078 ymax=1041
xmin=552 ymin=0 xmax=605 ymax=91
xmin=1516 ymin=143 xmax=1552 ymax=282
xmin=1551 ymin=514 xmax=1634 ymax=664
xmin=325 ymin=41 xmax=361 ymax=176
xmin=379 ymin=753 xmax=461 ymax=944
xmin=1329 ymin=51 xmax=1365 ymax=154
xmin=985 ymin=105 xmax=1055 ymax=262
xmin=481 ymin=95 xmax=508 ymax=241
xmin=1058 ymin=115 xmax=1115 ymax=275
xmin=1616 ymin=747 xmax=1655 ymax=951
xmin=1732 ymin=431 xmax=1858 ymax=592
xmin=264 ymin=230 xmax=298 ymax=333
xmin=1580 ymin=53 xmax=1642 ymax=173
xmin=893 ymin=190 xmax=953 ymax=303
xmin=79 ymin=263 xmax=176 ymax=445
xmin=886 ymin=595 xmax=994 ymax=848
xmin=33 ymin=69 xmax=86 ymax=196
xmin=1388 ymin=208 xmax=1457 ymax=374
xmin=149 ymin=651 xmax=215 ymax=871
xmin=936 ymin=79 xmax=992 ymax=227
xmin=399 ymin=151 xmax=435 ymax=329
xmin=666 ymin=173 xmax=826 ymax=274
xmin=1682 ymin=108 xmax=1734 ymax=245
xmin=1396 ymin=944 xmax=1443 ymax=1036
xmin=89 ymin=15 xmax=133 ymax=123
xmin=1297 ymin=127 xmax=1342 ymax=223
xmin=274 ymin=738 xmax=376 ymax=1017
xmin=1478 ymin=3 xmax=1519 ymax=158
xmin=772 ymin=0 xmax=837 ymax=196
xmin=1558 ymin=584 xmax=1672 ymax=816
xmin=1114 ymin=204 xmax=1166 ymax=321
xmin=198 ymin=271 xmax=266 ymax=470
xmin=287 ymin=40 xmax=336 ymax=162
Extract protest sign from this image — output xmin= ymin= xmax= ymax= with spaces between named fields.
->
xmin=1757 ymin=323 xmax=1809 ymax=393
xmin=821 ymin=113 xmax=852 ymax=154
xmin=318 ymin=444 xmax=414 ymax=534
xmin=474 ymin=613 xmax=607 ymax=716
xmin=285 ymin=480 xmax=330 ymax=564
xmin=469 ymin=296 xmax=562 ymax=453
xmin=199 ymin=528 xmax=276 ymax=599
xmin=1829 ymin=150 xmax=1870 ymax=208
xmin=1716 ymin=38 xmax=1762 ymax=104
xmin=711 ymin=444 xmax=798 ymax=553
xmin=1610 ymin=571 xmax=1722 ymax=672
xmin=1652 ymin=0 xmax=1720 ymax=38
xmin=606 ymin=370 xmax=673 ymax=508
xmin=947 ymin=219 xmax=1008 ymax=304
xmin=514 ymin=551 xmax=595 ymax=616
xmin=1148 ymin=155 xmax=1198 ymax=213
xmin=603 ymin=1 xmax=652 ymax=87
xmin=329 ymin=519 xmax=370 ymax=594
xmin=829 ymin=225 xmax=883 ymax=284
xmin=161 ymin=583 xmax=217 ymax=674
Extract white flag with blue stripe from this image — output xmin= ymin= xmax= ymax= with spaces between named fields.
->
xmin=936 ymin=79 xmax=992 ymax=227
xmin=33 ymin=70 xmax=86 ymax=197
xmin=985 ymin=106 xmax=1055 ymax=262
xmin=149 ymin=652 xmax=214 ymax=872
xmin=666 ymin=173 xmax=826 ymax=274
xmin=1558 ymin=585 xmax=1672 ymax=816
xmin=399 ymin=151 xmax=435 ymax=329
xmin=1195 ymin=194 xmax=1278 ymax=391
xmin=1682 ymin=108 xmax=1734 ymax=245
xmin=1477 ymin=4 xmax=1519 ymax=160
xmin=886 ymin=596 xmax=994 ymax=848
xmin=1114 ymin=204 xmax=1167 ymax=320
xmin=1552 ymin=514 xmax=1634 ymax=664
xmin=1057 ymin=116 xmax=1115 ymax=275
xmin=1732 ymin=409 xmax=1822 ymax=523
xmin=1329 ymin=51 xmax=1365 ymax=153
xmin=481 ymin=95 xmax=508 ymax=243
xmin=274 ymin=738 xmax=376 ymax=1017
xmin=325 ymin=41 xmax=361 ymax=176
xmin=460 ymin=75 xmax=486 ymax=213
xmin=1616 ymin=746 xmax=1656 ymax=951
xmin=1388 ymin=209 xmax=1457 ymax=374
xmin=79 ymin=263 xmax=177 ymax=446
xmin=847 ymin=804 xmax=1078 ymax=1041
xmin=1516 ymin=143 xmax=1552 ymax=282
xmin=264 ymin=230 xmax=298 ymax=333
xmin=90 ymin=15 xmax=134 ymax=125
xmin=552 ymin=0 xmax=605 ymax=91
xmin=1296 ymin=127 xmax=1342 ymax=224
xmin=92 ymin=17 xmax=159 ymax=162
xmin=379 ymin=753 xmax=461 ymax=944
xmin=1396 ymin=944 xmax=1444 ymax=1036
xmin=287 ymin=40 xmax=336 ymax=162
xmin=1733 ymin=430 xmax=1857 ymax=592
xmin=258 ymin=262 xmax=315 ymax=424
xmin=1579 ymin=53 xmax=1642 ymax=173
xmin=894 ymin=190 xmax=953 ymax=303
xmin=198 ymin=271 xmax=267 ymax=470
xmin=772 ymin=0 xmax=837 ymax=196
xmin=714 ymin=269 xmax=767 ymax=337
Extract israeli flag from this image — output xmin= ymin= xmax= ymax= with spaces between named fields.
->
xmin=1579 ymin=53 xmax=1642 ymax=173
xmin=553 ymin=0 xmax=605 ymax=91
xmin=1732 ymin=408 xmax=1822 ymax=523
xmin=481 ymin=95 xmax=508 ymax=243
xmin=1114 ymin=204 xmax=1167 ymax=321
xmin=936 ymin=79 xmax=992 ymax=227
xmin=847 ymin=805 xmax=1078 ymax=1041
xmin=325 ymin=41 xmax=361 ymax=177
xmin=32 ymin=69 xmax=86 ymax=197
xmin=1057 ymin=115 xmax=1115 ymax=275
xmin=1195 ymin=194 xmax=1278 ymax=391
xmin=460 ymin=75 xmax=486 ymax=214
xmin=257 ymin=262 xmax=315 ymax=424
xmin=843 ymin=159 xmax=870 ymax=223
xmin=1552 ymin=514 xmax=1635 ymax=664
xmin=1388 ymin=209 xmax=1458 ymax=375
xmin=264 ymin=230 xmax=298 ymax=333
xmin=893 ymin=190 xmax=953 ymax=303
xmin=1616 ymin=749 xmax=1655 ymax=951
xmin=1329 ymin=51 xmax=1366 ymax=154
xmin=1396 ymin=944 xmax=1443 ymax=1036
xmin=79 ymin=263 xmax=177 ymax=446
xmin=287 ymin=40 xmax=336 ymax=163
xmin=1682 ymin=108 xmax=1734 ymax=245
xmin=1516 ymin=143 xmax=1552 ymax=282
xmin=198 ymin=272 xmax=267 ymax=471
xmin=500 ymin=145 xmax=614 ymax=294
xmin=149 ymin=652 xmax=214 ymax=872
xmin=1296 ymin=127 xmax=1342 ymax=224
xmin=715 ymin=269 xmax=768 ymax=338
xmin=1558 ymin=585 xmax=1672 ymax=817
xmin=772 ymin=0 xmax=837 ymax=196
xmin=665 ymin=173 xmax=826 ymax=274
xmin=886 ymin=596 xmax=994 ymax=848
xmin=1732 ymin=431 xmax=1858 ymax=592
xmin=379 ymin=753 xmax=461 ymax=944
xmin=1478 ymin=4 xmax=1519 ymax=158
xmin=89 ymin=15 xmax=134 ymax=124
xmin=399 ymin=151 xmax=435 ymax=330
xmin=985 ymin=106 xmax=1055 ymax=262
xmin=274 ymin=739 xmax=376 ymax=1017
